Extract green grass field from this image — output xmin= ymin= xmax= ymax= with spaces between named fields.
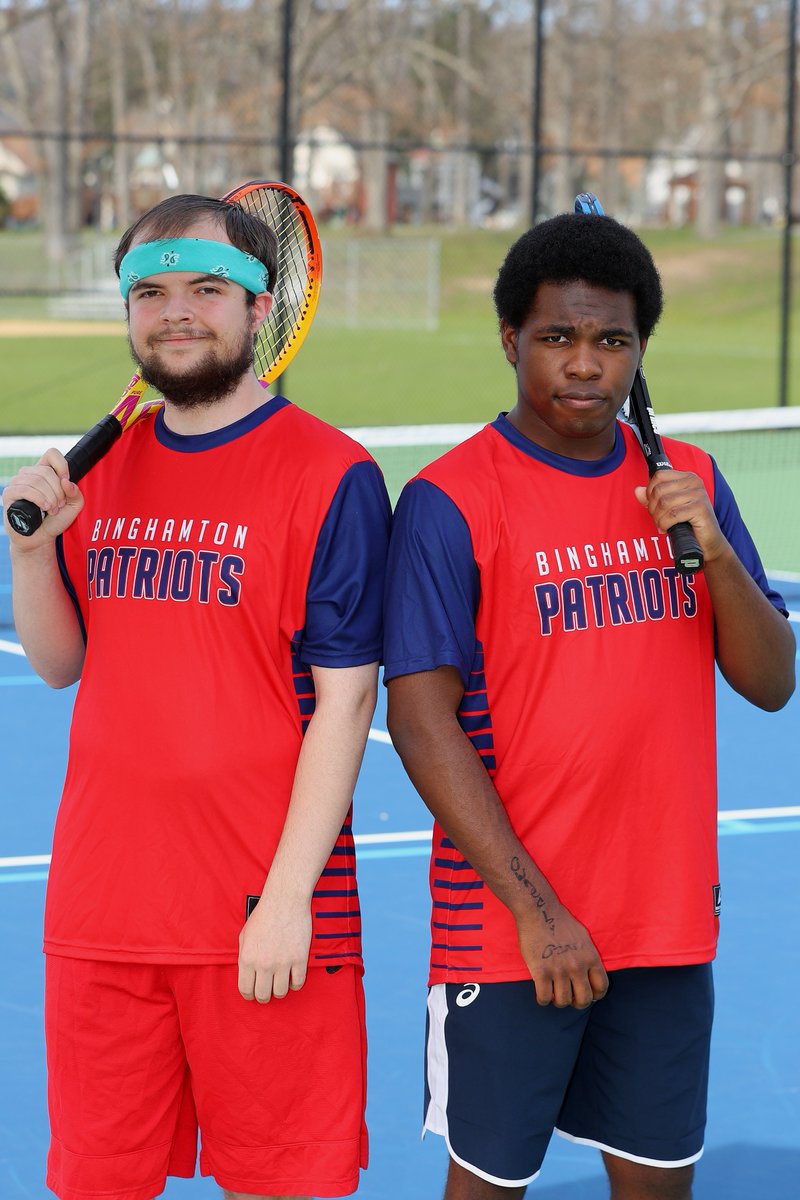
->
xmin=0 ymin=224 xmax=798 ymax=434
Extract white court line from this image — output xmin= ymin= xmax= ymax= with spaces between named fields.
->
xmin=0 ymin=639 xmax=25 ymax=657
xmin=0 ymin=855 xmax=52 ymax=868
xmin=367 ymin=728 xmax=392 ymax=744
xmin=718 ymin=805 xmax=800 ymax=820
xmin=355 ymin=830 xmax=432 ymax=845
xmin=3 ymin=807 xmax=799 ymax=871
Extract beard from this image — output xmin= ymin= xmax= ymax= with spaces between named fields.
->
xmin=129 ymin=320 xmax=256 ymax=409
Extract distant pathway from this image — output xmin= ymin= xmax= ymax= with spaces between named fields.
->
xmin=0 ymin=319 xmax=120 ymax=336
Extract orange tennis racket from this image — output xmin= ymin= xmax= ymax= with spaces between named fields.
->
xmin=6 ymin=180 xmax=322 ymax=537
xmin=223 ymin=179 xmax=322 ymax=383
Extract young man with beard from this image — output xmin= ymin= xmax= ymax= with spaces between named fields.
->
xmin=2 ymin=195 xmax=391 ymax=1200
xmin=382 ymin=212 xmax=795 ymax=1200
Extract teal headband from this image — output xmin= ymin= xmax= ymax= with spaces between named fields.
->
xmin=119 ymin=238 xmax=269 ymax=300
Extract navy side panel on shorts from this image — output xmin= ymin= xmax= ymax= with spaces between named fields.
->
xmin=557 ymin=964 xmax=714 ymax=1166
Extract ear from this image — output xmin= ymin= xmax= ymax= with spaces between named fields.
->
xmin=638 ymin=335 xmax=648 ymax=365
xmin=250 ymin=291 xmax=273 ymax=332
xmin=500 ymin=319 xmax=518 ymax=366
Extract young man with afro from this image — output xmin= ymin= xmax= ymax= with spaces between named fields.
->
xmin=383 ymin=211 xmax=795 ymax=1200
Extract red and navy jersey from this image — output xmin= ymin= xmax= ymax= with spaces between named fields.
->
xmin=45 ymin=396 xmax=391 ymax=966
xmin=384 ymin=415 xmax=786 ymax=983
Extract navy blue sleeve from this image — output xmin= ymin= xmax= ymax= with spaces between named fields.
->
xmin=56 ymin=534 xmax=87 ymax=644
xmin=383 ymin=478 xmax=480 ymax=687
xmin=300 ymin=459 xmax=392 ymax=667
xmin=712 ymin=459 xmax=788 ymax=614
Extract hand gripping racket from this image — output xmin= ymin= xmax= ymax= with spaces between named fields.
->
xmin=6 ymin=180 xmax=322 ymax=538
xmin=573 ymin=192 xmax=704 ymax=575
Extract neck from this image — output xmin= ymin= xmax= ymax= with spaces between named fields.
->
xmin=161 ymin=374 xmax=273 ymax=435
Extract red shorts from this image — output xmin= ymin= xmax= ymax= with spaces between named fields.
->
xmin=45 ymin=957 xmax=368 ymax=1200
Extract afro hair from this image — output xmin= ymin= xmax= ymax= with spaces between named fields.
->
xmin=493 ymin=212 xmax=663 ymax=339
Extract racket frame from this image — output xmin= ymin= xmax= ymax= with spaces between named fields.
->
xmin=221 ymin=179 xmax=322 ymax=383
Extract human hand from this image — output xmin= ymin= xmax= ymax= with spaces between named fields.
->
xmin=635 ymin=470 xmax=726 ymax=564
xmin=2 ymin=449 xmax=84 ymax=547
xmin=516 ymin=899 xmax=608 ymax=1009
xmin=237 ymin=895 xmax=312 ymax=1003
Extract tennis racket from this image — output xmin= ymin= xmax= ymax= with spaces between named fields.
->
xmin=573 ymin=192 xmax=704 ymax=575
xmin=5 ymin=179 xmax=322 ymax=538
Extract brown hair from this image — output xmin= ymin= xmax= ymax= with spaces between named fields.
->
xmin=114 ymin=194 xmax=278 ymax=293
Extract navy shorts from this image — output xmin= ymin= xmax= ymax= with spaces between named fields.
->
xmin=423 ymin=965 xmax=714 ymax=1187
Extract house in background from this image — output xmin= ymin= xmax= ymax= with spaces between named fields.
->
xmin=0 ymin=132 xmax=38 ymax=225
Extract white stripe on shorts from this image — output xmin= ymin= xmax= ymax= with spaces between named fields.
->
xmin=423 ymin=984 xmax=449 ymax=1137
xmin=556 ymin=1128 xmax=705 ymax=1169
xmin=423 ymin=983 xmax=541 ymax=1189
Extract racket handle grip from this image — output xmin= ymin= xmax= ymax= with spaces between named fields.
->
xmin=4 ymin=497 xmax=45 ymax=537
xmin=5 ymin=415 xmax=122 ymax=537
xmin=64 ymin=414 xmax=123 ymax=483
xmin=668 ymin=520 xmax=704 ymax=575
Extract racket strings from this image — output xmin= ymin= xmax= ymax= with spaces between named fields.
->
xmin=234 ymin=188 xmax=316 ymax=381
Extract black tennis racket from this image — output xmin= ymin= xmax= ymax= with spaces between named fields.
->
xmin=573 ymin=192 xmax=704 ymax=575
xmin=6 ymin=179 xmax=322 ymax=538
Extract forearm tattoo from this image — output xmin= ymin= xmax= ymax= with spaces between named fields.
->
xmin=510 ymin=855 xmax=556 ymax=933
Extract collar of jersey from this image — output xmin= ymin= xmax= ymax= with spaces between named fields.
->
xmin=154 ymin=394 xmax=289 ymax=452
xmin=491 ymin=411 xmax=626 ymax=476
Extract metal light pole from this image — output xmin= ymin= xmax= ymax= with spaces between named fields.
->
xmin=779 ymin=0 xmax=797 ymax=406
xmin=530 ymin=0 xmax=544 ymax=225
xmin=277 ymin=0 xmax=294 ymax=393
xmin=279 ymin=0 xmax=294 ymax=185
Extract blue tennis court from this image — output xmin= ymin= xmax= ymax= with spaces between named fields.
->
xmin=1 ymin=581 xmax=799 ymax=1200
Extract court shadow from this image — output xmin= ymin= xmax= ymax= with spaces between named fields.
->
xmin=530 ymin=1143 xmax=800 ymax=1199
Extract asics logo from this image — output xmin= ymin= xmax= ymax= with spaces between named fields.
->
xmin=455 ymin=983 xmax=481 ymax=1008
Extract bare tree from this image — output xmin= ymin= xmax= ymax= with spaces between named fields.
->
xmin=451 ymin=0 xmax=473 ymax=225
xmin=40 ymin=2 xmax=71 ymax=262
xmin=547 ymin=0 xmax=586 ymax=214
xmin=598 ymin=0 xmax=622 ymax=214
xmin=0 ymin=0 xmax=794 ymax=242
xmin=106 ymin=1 xmax=133 ymax=231
xmin=696 ymin=0 xmax=728 ymax=236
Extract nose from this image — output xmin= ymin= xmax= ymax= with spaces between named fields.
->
xmin=565 ymin=342 xmax=601 ymax=379
xmin=159 ymin=292 xmax=194 ymax=322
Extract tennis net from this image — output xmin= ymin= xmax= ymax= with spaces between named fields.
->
xmin=2 ymin=408 xmax=799 ymax=631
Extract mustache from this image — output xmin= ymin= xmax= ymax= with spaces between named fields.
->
xmin=127 ymin=325 xmax=256 ymax=409
xmin=149 ymin=330 xmax=211 ymax=344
